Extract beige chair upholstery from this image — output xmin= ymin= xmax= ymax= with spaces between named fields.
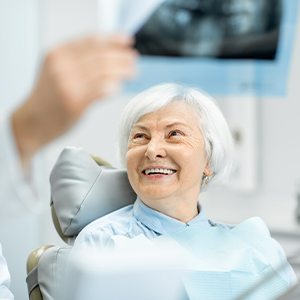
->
xmin=26 ymin=147 xmax=136 ymax=300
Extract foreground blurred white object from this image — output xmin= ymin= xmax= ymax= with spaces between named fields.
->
xmin=58 ymin=235 xmax=187 ymax=300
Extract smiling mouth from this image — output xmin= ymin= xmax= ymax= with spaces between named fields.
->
xmin=142 ymin=168 xmax=177 ymax=175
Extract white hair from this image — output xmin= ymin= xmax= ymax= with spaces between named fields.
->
xmin=118 ymin=83 xmax=234 ymax=185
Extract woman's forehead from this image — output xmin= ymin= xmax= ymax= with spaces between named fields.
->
xmin=132 ymin=102 xmax=201 ymax=130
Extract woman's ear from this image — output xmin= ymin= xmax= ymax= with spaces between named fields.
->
xmin=203 ymin=165 xmax=213 ymax=177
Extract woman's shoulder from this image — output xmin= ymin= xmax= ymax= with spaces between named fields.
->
xmin=209 ymin=216 xmax=270 ymax=237
xmin=236 ymin=218 xmax=297 ymax=284
xmin=211 ymin=217 xmax=292 ymax=270
xmin=230 ymin=216 xmax=271 ymax=237
xmin=75 ymin=204 xmax=134 ymax=246
xmin=209 ymin=217 xmax=279 ymax=259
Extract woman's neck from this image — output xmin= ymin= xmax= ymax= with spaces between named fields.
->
xmin=140 ymin=196 xmax=200 ymax=223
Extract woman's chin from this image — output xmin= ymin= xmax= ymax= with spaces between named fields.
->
xmin=138 ymin=187 xmax=175 ymax=202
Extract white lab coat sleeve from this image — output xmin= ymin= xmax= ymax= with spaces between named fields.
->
xmin=0 ymin=111 xmax=47 ymax=216
xmin=0 ymin=111 xmax=51 ymax=300
xmin=0 ymin=244 xmax=14 ymax=300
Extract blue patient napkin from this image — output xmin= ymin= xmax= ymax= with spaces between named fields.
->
xmin=161 ymin=217 xmax=297 ymax=300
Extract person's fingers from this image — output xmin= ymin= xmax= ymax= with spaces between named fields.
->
xmin=59 ymin=79 xmax=120 ymax=117
xmin=77 ymin=51 xmax=137 ymax=80
xmin=84 ymin=78 xmax=122 ymax=102
xmin=53 ymin=51 xmax=137 ymax=100
xmin=54 ymin=59 xmax=137 ymax=115
xmin=46 ymin=41 xmax=138 ymax=82
xmin=106 ymin=34 xmax=135 ymax=47
xmin=80 ymin=66 xmax=137 ymax=103
xmin=60 ymin=34 xmax=136 ymax=61
xmin=75 ymin=49 xmax=137 ymax=75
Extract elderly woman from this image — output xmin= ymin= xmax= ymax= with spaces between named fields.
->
xmin=74 ymin=83 xmax=296 ymax=299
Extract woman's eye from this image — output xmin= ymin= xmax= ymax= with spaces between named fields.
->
xmin=168 ymin=130 xmax=184 ymax=138
xmin=133 ymin=133 xmax=147 ymax=140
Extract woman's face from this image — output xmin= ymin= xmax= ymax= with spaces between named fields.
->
xmin=126 ymin=101 xmax=211 ymax=213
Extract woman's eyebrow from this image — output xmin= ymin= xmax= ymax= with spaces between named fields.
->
xmin=132 ymin=121 xmax=193 ymax=130
xmin=165 ymin=122 xmax=192 ymax=130
xmin=131 ymin=124 xmax=149 ymax=131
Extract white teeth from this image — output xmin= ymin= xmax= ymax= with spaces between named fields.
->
xmin=144 ymin=168 xmax=175 ymax=175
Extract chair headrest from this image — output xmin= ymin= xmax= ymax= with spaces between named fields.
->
xmin=50 ymin=147 xmax=136 ymax=242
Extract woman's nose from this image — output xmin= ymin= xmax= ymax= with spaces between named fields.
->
xmin=145 ymin=138 xmax=166 ymax=160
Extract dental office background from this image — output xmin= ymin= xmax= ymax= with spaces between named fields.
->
xmin=1 ymin=0 xmax=300 ymax=298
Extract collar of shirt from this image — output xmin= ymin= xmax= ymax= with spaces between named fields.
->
xmin=133 ymin=197 xmax=211 ymax=236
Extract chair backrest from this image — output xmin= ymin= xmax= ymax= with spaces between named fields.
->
xmin=26 ymin=147 xmax=136 ymax=300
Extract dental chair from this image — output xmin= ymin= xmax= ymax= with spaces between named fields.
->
xmin=26 ymin=147 xmax=136 ymax=300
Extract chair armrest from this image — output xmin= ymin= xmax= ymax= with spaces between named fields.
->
xmin=26 ymin=245 xmax=54 ymax=300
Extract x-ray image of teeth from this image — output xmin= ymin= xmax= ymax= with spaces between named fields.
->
xmin=134 ymin=0 xmax=282 ymax=59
